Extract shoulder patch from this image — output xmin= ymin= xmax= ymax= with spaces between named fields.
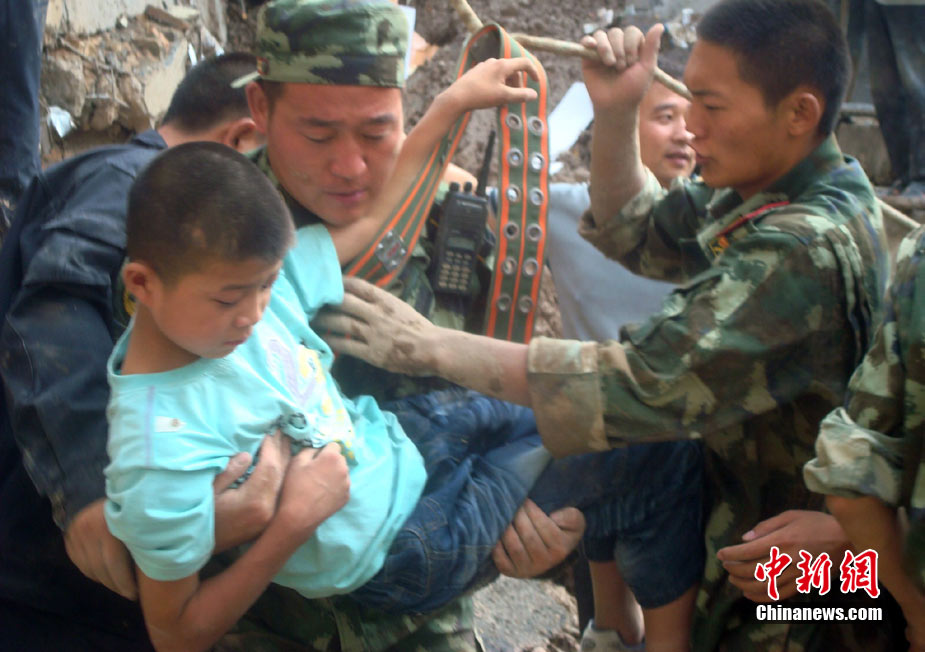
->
xmin=707 ymin=201 xmax=790 ymax=257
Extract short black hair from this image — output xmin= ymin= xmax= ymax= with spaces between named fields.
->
xmin=697 ymin=0 xmax=849 ymax=135
xmin=126 ymin=142 xmax=294 ymax=284
xmin=257 ymin=79 xmax=286 ymax=112
xmin=161 ymin=52 xmax=257 ymax=133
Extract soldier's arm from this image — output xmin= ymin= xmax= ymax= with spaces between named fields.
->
xmin=321 ymin=220 xmax=852 ymax=457
xmin=827 ymin=495 xmax=925 ymax=641
xmin=804 ymin=227 xmax=925 ymax=631
xmin=582 ymin=25 xmax=662 ymax=228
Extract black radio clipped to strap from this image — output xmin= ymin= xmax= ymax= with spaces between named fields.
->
xmin=430 ymin=131 xmax=495 ymax=295
xmin=430 ymin=182 xmax=489 ymax=294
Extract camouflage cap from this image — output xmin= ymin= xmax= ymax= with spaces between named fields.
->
xmin=232 ymin=0 xmax=409 ymax=89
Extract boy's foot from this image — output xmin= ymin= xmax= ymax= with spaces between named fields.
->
xmin=580 ymin=619 xmax=645 ymax=652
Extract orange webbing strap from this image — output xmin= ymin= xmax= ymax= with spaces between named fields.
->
xmin=343 ymin=23 xmax=549 ymax=344
xmin=341 ymin=114 xmax=470 ymax=285
xmin=476 ymin=25 xmax=549 ymax=344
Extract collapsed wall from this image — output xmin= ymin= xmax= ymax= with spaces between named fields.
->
xmin=40 ymin=0 xmax=230 ymax=165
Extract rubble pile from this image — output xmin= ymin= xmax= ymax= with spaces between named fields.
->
xmin=40 ymin=2 xmax=226 ymax=164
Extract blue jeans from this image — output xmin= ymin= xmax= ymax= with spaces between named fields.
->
xmin=350 ymin=389 xmax=704 ymax=614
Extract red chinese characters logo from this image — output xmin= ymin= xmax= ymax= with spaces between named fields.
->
xmin=754 ymin=546 xmax=793 ymax=601
xmin=839 ymin=549 xmax=879 ymax=599
xmin=795 ymin=550 xmax=832 ymax=595
xmin=754 ymin=548 xmax=879 ymax=600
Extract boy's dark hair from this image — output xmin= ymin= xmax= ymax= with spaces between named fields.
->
xmin=126 ymin=142 xmax=294 ymax=283
xmin=697 ymin=0 xmax=849 ymax=135
xmin=161 ymin=52 xmax=257 ymax=132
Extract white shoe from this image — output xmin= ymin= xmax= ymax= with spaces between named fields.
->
xmin=579 ymin=619 xmax=645 ymax=652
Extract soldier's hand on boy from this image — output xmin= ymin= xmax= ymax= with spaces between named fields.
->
xmin=317 ymin=276 xmax=440 ymax=377
xmin=580 ymin=23 xmax=663 ymax=113
xmin=213 ymin=430 xmax=292 ymax=551
xmin=275 ymin=442 xmax=350 ymax=540
xmin=492 ymin=500 xmax=586 ymax=578
xmin=63 ymin=432 xmax=294 ymax=599
xmin=64 ymin=499 xmax=138 ymax=600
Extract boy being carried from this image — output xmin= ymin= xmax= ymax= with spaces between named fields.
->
xmin=105 ymin=58 xmax=704 ymax=652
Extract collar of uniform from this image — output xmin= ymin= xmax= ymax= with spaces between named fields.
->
xmin=697 ymin=135 xmax=842 ymax=252
xmin=250 ymin=145 xmax=323 ymax=229
xmin=762 ymin=134 xmax=843 ymax=203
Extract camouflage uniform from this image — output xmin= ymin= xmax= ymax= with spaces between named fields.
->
xmin=525 ymin=136 xmax=902 ymax=650
xmin=233 ymin=2 xmax=485 ymax=648
xmin=805 ymin=224 xmax=925 ymax=592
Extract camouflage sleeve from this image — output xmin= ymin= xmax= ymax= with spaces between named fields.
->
xmin=528 ymin=221 xmax=853 ymax=457
xmin=578 ymin=168 xmax=714 ymax=283
xmin=804 ymin=227 xmax=925 ymax=505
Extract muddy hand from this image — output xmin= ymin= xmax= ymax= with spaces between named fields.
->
xmin=580 ymin=23 xmax=663 ymax=112
xmin=315 ymin=277 xmax=439 ymax=376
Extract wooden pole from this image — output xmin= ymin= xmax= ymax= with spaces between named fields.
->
xmin=508 ymin=32 xmax=692 ymax=100
xmin=446 ymin=0 xmax=917 ymax=233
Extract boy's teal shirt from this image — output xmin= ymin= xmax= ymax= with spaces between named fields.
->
xmin=104 ymin=224 xmax=426 ymax=597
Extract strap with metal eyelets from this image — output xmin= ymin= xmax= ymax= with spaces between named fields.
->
xmin=476 ymin=23 xmax=549 ymax=343
xmin=343 ymin=22 xmax=548 ymax=344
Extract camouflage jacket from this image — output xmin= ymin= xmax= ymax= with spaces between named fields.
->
xmin=805 ymin=225 xmax=925 ymax=591
xmin=526 ymin=137 xmax=897 ymax=650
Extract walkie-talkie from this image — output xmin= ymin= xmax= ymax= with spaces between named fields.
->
xmin=430 ymin=132 xmax=495 ymax=295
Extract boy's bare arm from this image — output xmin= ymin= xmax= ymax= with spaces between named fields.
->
xmin=137 ymin=443 xmax=349 ymax=652
xmin=327 ymin=57 xmax=539 ymax=265
xmin=64 ymin=434 xmax=289 ymax=601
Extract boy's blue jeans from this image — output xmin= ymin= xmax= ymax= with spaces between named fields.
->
xmin=349 ymin=389 xmax=704 ymax=614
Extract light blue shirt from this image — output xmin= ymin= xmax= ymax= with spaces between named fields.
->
xmin=104 ymin=225 xmax=427 ymax=597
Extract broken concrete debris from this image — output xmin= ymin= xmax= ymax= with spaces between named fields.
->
xmin=40 ymin=2 xmax=225 ymax=164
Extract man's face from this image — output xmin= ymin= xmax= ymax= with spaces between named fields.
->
xmin=683 ymin=40 xmax=795 ymax=199
xmin=638 ymin=83 xmax=694 ymax=188
xmin=146 ymin=257 xmax=281 ymax=362
xmin=253 ymin=82 xmax=404 ymax=227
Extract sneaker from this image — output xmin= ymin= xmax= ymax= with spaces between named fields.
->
xmin=579 ymin=619 xmax=645 ymax=652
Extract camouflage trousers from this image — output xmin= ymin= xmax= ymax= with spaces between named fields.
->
xmin=207 ymin=558 xmax=482 ymax=652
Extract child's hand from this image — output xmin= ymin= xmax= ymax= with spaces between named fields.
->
xmin=441 ymin=57 xmax=540 ymax=114
xmin=276 ymin=442 xmax=350 ymax=540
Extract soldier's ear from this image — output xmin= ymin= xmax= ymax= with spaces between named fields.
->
xmin=247 ymin=81 xmax=271 ymax=135
xmin=784 ymin=87 xmax=823 ymax=138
